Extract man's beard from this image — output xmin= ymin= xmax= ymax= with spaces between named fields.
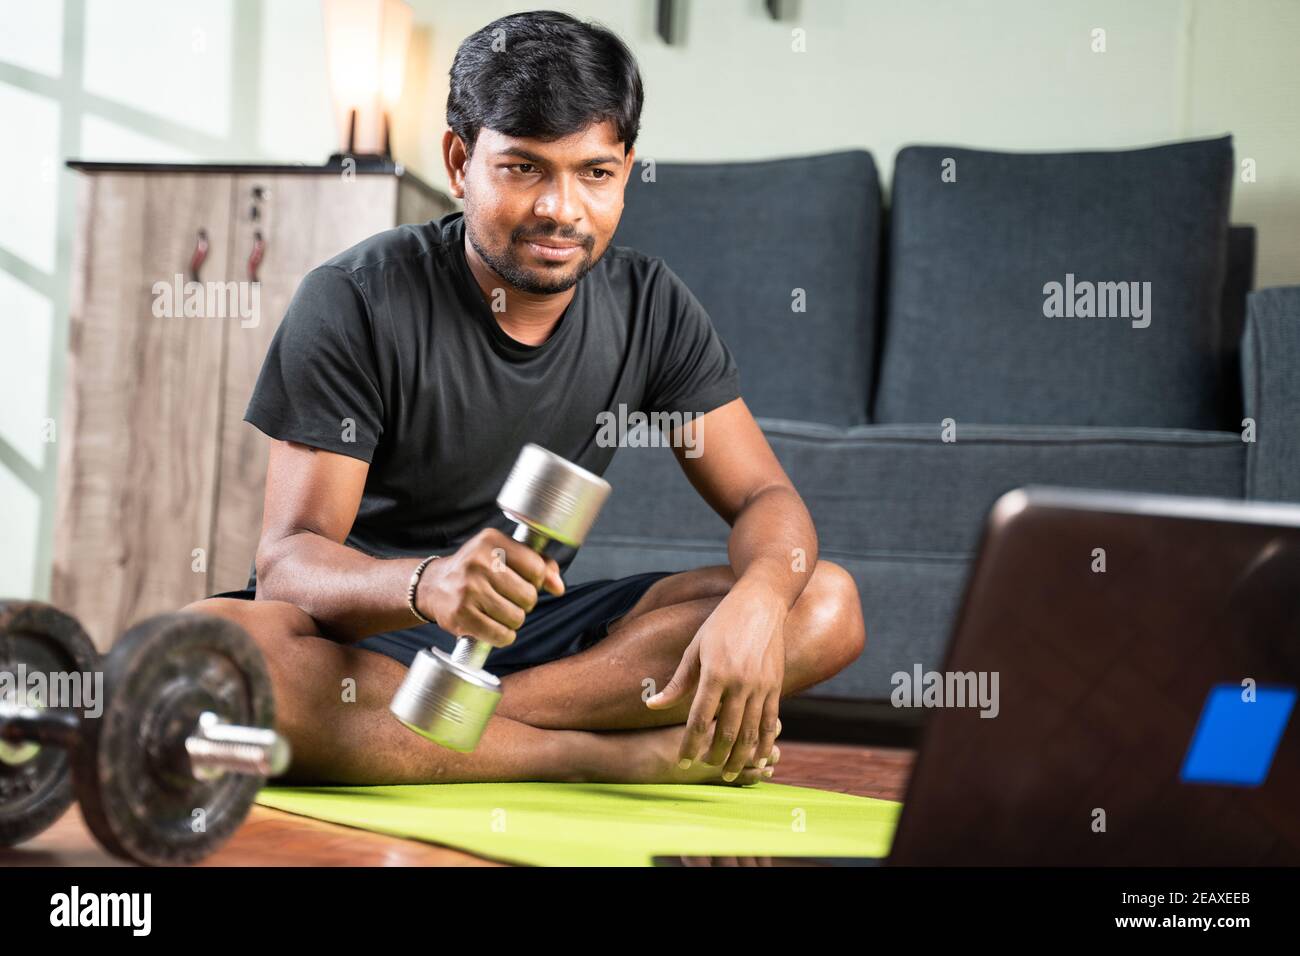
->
xmin=465 ymin=223 xmax=599 ymax=295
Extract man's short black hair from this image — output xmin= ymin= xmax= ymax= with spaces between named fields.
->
xmin=447 ymin=10 xmax=644 ymax=158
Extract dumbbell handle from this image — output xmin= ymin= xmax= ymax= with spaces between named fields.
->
xmin=449 ymin=520 xmax=552 ymax=671
xmin=0 ymin=700 xmax=287 ymax=780
xmin=0 ymin=701 xmax=80 ymax=749
xmin=186 ymin=711 xmax=291 ymax=780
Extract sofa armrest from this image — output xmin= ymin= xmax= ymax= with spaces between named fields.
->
xmin=1242 ymin=286 xmax=1300 ymax=501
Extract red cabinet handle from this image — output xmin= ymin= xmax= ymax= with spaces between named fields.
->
xmin=248 ymin=230 xmax=265 ymax=282
xmin=189 ymin=228 xmax=209 ymax=282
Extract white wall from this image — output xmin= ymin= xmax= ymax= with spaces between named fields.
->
xmin=400 ymin=0 xmax=1300 ymax=285
xmin=0 ymin=0 xmax=336 ymax=601
xmin=1 ymin=0 xmax=1298 ymax=600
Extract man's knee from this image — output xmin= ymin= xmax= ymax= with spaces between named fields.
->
xmin=180 ymin=598 xmax=339 ymax=745
xmin=794 ymin=561 xmax=867 ymax=676
xmin=180 ymin=597 xmax=322 ymax=655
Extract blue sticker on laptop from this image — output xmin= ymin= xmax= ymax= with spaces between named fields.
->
xmin=1180 ymin=684 xmax=1296 ymax=787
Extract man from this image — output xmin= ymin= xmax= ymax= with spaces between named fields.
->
xmin=187 ymin=10 xmax=865 ymax=786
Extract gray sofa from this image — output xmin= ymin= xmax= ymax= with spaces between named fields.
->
xmin=563 ymin=135 xmax=1300 ymax=704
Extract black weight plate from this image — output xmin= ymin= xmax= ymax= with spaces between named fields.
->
xmin=73 ymin=612 xmax=275 ymax=866
xmin=0 ymin=600 xmax=99 ymax=847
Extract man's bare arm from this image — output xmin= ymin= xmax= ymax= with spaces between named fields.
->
xmin=253 ymin=441 xmax=433 ymax=639
xmin=669 ymin=398 xmax=819 ymax=609
xmin=646 ymin=397 xmax=819 ymax=772
xmin=253 ymin=440 xmax=563 ymax=642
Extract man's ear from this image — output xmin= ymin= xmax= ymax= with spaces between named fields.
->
xmin=622 ymin=145 xmax=637 ymax=184
xmin=444 ymin=129 xmax=469 ymax=199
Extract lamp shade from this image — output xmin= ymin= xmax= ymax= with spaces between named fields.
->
xmin=323 ymin=0 xmax=413 ymax=156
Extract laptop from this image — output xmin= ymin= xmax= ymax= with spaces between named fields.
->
xmin=887 ymin=486 xmax=1300 ymax=865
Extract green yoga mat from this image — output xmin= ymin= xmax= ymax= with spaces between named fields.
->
xmin=256 ymin=781 xmax=902 ymax=866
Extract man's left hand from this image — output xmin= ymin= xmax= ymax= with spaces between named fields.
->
xmin=645 ymin=579 xmax=786 ymax=779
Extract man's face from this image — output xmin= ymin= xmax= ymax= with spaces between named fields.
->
xmin=446 ymin=119 xmax=636 ymax=295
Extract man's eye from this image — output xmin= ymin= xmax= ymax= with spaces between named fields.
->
xmin=587 ymin=169 xmax=612 ymax=180
xmin=510 ymin=163 xmax=538 ymax=174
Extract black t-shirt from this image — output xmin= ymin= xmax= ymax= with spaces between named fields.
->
xmin=243 ymin=211 xmax=740 ymax=585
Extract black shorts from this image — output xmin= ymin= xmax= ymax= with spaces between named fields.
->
xmin=211 ymin=570 xmax=674 ymax=676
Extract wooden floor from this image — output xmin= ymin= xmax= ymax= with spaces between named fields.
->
xmin=0 ymin=742 xmax=914 ymax=867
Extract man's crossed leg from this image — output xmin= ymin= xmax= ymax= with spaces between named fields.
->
xmin=183 ymin=561 xmax=865 ymax=787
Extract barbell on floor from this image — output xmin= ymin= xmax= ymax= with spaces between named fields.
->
xmin=0 ymin=601 xmax=289 ymax=866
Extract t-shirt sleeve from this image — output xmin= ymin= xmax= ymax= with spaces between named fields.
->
xmin=244 ymin=265 xmax=385 ymax=462
xmin=642 ymin=262 xmax=742 ymax=417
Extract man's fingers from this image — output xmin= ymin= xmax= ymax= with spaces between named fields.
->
xmin=473 ymin=581 xmax=527 ymax=631
xmin=487 ymin=565 xmax=541 ymax=614
xmin=754 ymin=693 xmax=781 ymax=768
xmin=482 ymin=528 xmax=564 ymax=598
xmin=704 ymin=690 xmax=748 ymax=768
xmin=543 ymin=557 xmax=565 ymax=596
xmin=461 ymin=605 xmax=517 ymax=648
xmin=722 ymin=695 xmax=765 ymax=780
xmin=491 ymin=534 xmax=551 ymax=588
xmin=646 ymin=641 xmax=700 ymax=710
xmin=503 ymin=545 xmax=562 ymax=596
xmin=676 ymin=678 xmax=723 ymax=767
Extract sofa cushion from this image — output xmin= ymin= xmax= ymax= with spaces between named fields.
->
xmin=612 ymin=150 xmax=881 ymax=426
xmin=874 ymin=136 xmax=1235 ymax=428
xmin=571 ymin=420 xmax=1245 ymax=560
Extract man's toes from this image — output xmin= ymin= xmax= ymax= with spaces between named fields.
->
xmin=734 ymin=767 xmax=765 ymax=786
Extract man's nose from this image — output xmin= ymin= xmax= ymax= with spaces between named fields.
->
xmin=533 ymin=174 xmax=583 ymax=226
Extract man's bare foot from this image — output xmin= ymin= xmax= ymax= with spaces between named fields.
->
xmin=580 ymin=721 xmax=782 ymax=786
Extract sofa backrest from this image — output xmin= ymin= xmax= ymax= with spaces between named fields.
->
xmin=872 ymin=136 xmax=1236 ymax=430
xmin=611 ymin=150 xmax=882 ymax=426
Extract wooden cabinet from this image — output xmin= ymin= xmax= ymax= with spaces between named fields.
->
xmin=54 ymin=162 xmax=455 ymax=647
